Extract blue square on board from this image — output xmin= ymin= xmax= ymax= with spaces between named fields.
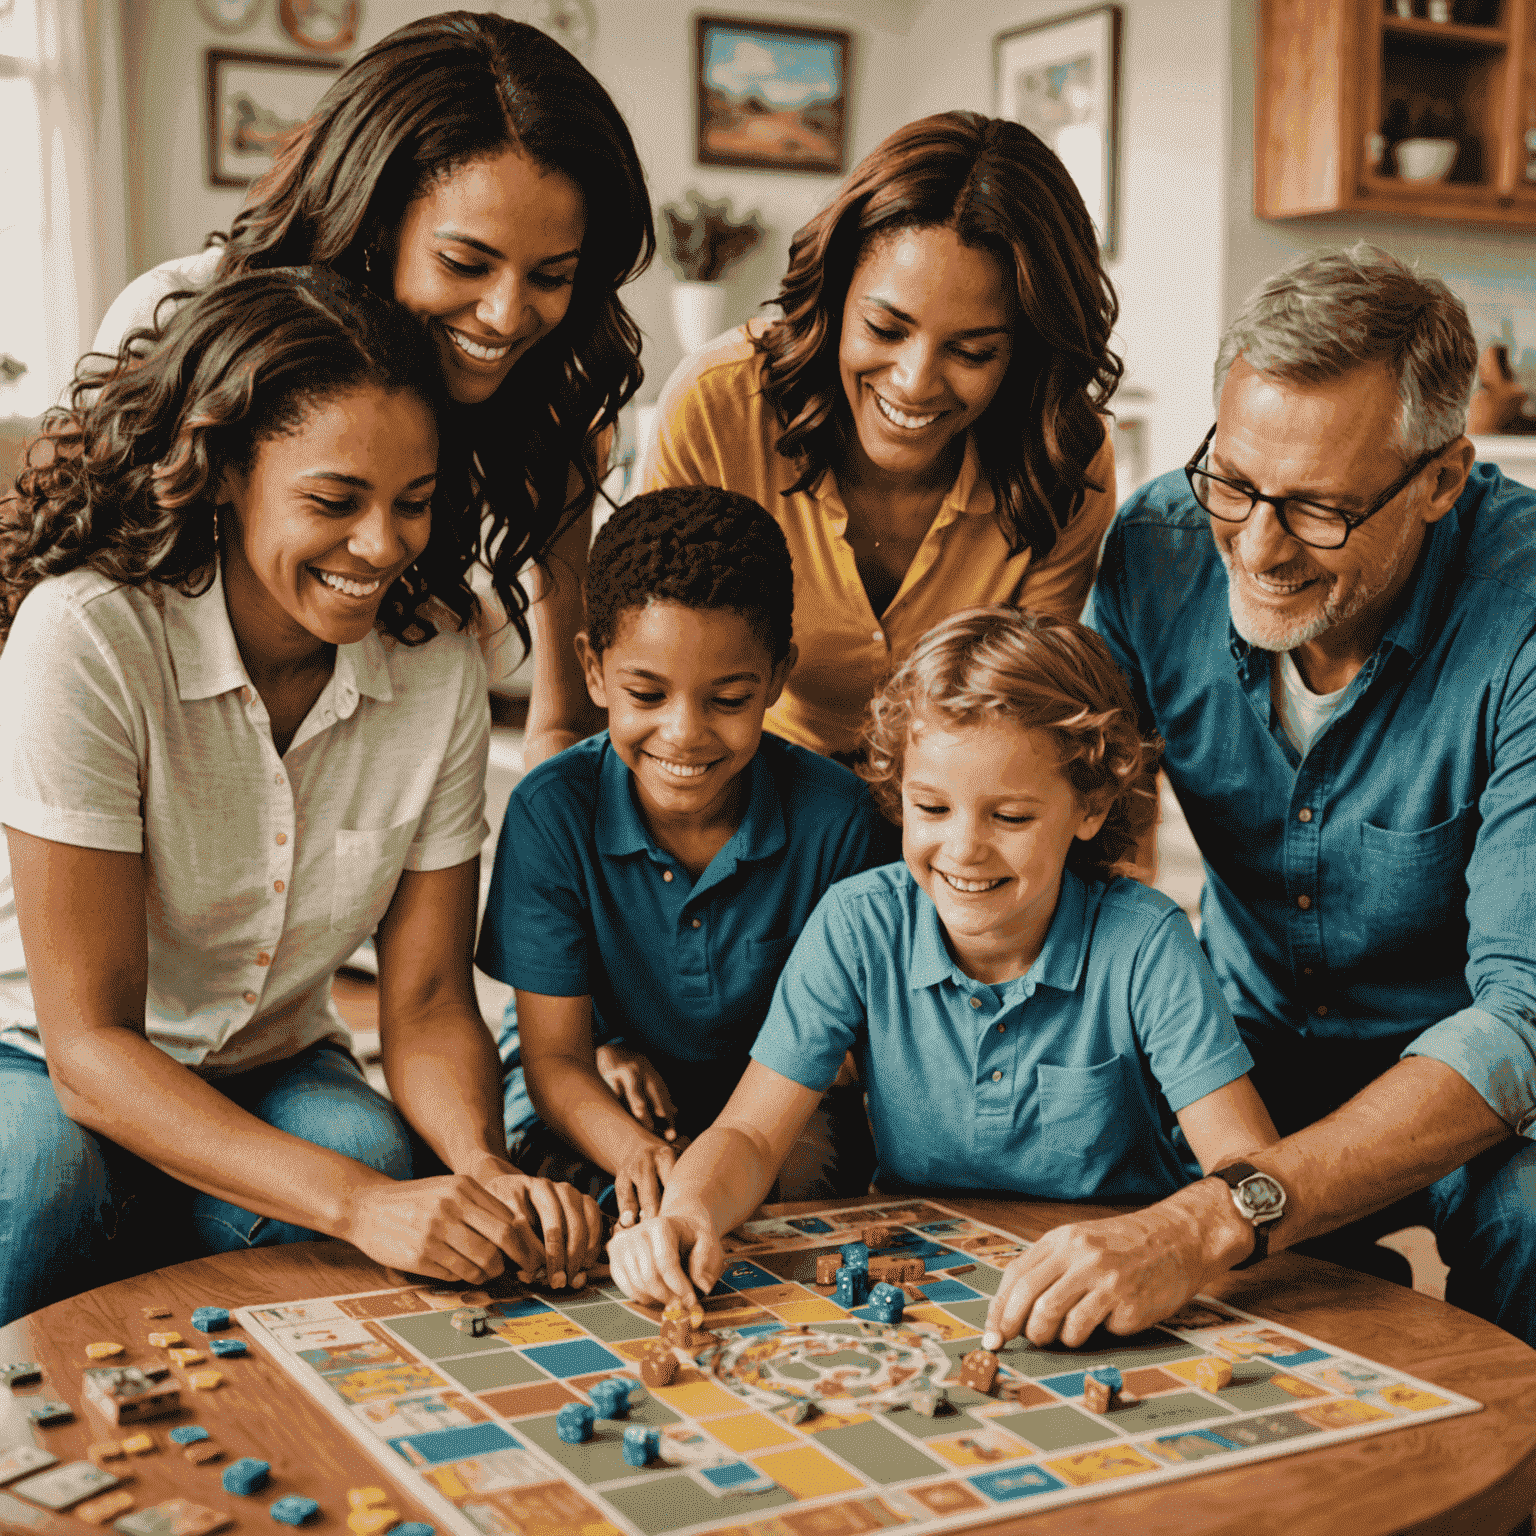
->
xmin=1041 ymin=1371 xmax=1089 ymax=1397
xmin=1272 ymin=1349 xmax=1330 ymax=1367
xmin=718 ymin=1261 xmax=782 ymax=1290
xmin=493 ymin=1297 xmax=554 ymax=1320
xmin=522 ymin=1338 xmax=626 ymax=1379
xmin=970 ymin=1465 xmax=1067 ymax=1501
xmin=918 ymin=1279 xmax=980 ymax=1304
xmin=786 ymin=1217 xmax=833 ymax=1233
xmin=388 ymin=1421 xmax=518 ymax=1467
xmin=735 ymin=1322 xmax=785 ymax=1338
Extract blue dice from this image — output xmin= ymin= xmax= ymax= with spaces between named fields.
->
xmin=589 ymin=1377 xmax=634 ymax=1419
xmin=833 ymin=1265 xmax=869 ymax=1309
xmin=210 ymin=1337 xmax=247 ymax=1357
xmin=556 ymin=1403 xmax=595 ymax=1443
xmin=622 ymin=1425 xmax=660 ymax=1467
xmin=221 ymin=1457 xmax=271 ymax=1495
xmin=839 ymin=1241 xmax=869 ymax=1272
xmin=169 ymin=1425 xmax=209 ymax=1444
xmin=191 ymin=1306 xmax=230 ymax=1333
xmin=866 ymin=1281 xmax=904 ymax=1324
xmin=270 ymin=1494 xmax=320 ymax=1526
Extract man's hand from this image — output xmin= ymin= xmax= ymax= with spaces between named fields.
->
xmin=473 ymin=1162 xmax=604 ymax=1289
xmin=613 ymin=1138 xmax=691 ymax=1228
xmin=606 ymin=1201 xmax=722 ymax=1305
xmin=983 ymin=1198 xmax=1227 ymax=1350
xmin=595 ymin=1043 xmax=678 ymax=1138
xmin=339 ymin=1175 xmax=528 ymax=1284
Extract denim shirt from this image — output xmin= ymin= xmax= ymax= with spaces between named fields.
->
xmin=1086 ymin=463 xmax=1536 ymax=1138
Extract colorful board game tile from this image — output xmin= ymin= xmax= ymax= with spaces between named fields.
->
xmin=111 ymin=1498 xmax=234 ymax=1536
xmin=75 ymin=1489 xmax=135 ymax=1524
xmin=187 ymin=1370 xmax=222 ymax=1391
xmin=84 ymin=1365 xmax=181 ymax=1425
xmin=2 ymin=1362 xmax=42 ymax=1389
xmin=967 ymin=1464 xmax=1067 ymax=1501
xmin=119 ymin=1433 xmax=155 ymax=1456
xmin=189 ymin=1308 xmax=229 ymax=1334
xmin=146 ymin=1333 xmax=182 ymax=1349
xmin=11 ymin=1461 xmax=120 ymax=1509
xmin=26 ymin=1400 xmax=73 ymax=1426
xmin=208 ymin=1338 xmax=246 ymax=1358
xmin=183 ymin=1442 xmax=224 ymax=1466
xmin=0 ymin=1444 xmax=56 ymax=1483
xmin=85 ymin=1342 xmax=124 ymax=1360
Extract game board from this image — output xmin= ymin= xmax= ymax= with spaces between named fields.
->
xmin=235 ymin=1201 xmax=1479 ymax=1535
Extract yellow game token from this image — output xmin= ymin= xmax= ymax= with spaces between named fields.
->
xmin=187 ymin=1368 xmax=223 ymax=1391
xmin=84 ymin=1341 xmax=123 ymax=1359
xmin=168 ymin=1348 xmax=204 ymax=1366
xmin=347 ymin=1507 xmax=401 ymax=1535
xmin=146 ymin=1331 xmax=182 ymax=1348
xmin=348 ymin=1488 xmax=389 ymax=1508
xmin=73 ymin=1489 xmax=135 ymax=1525
xmin=119 ymin=1432 xmax=155 ymax=1455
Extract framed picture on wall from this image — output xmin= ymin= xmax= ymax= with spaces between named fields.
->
xmin=695 ymin=16 xmax=849 ymax=174
xmin=205 ymin=48 xmax=340 ymax=188
xmin=995 ymin=6 xmax=1122 ymax=256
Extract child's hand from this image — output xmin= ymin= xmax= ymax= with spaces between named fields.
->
xmin=476 ymin=1167 xmax=604 ymax=1290
xmin=595 ymin=1042 xmax=679 ymax=1138
xmin=613 ymin=1138 xmax=688 ymax=1228
xmin=982 ymin=1209 xmax=1206 ymax=1350
xmin=606 ymin=1202 xmax=722 ymax=1305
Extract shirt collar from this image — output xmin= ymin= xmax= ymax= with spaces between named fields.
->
xmin=809 ymin=433 xmax=990 ymax=517
xmin=908 ymin=866 xmax=1094 ymax=993
xmin=164 ymin=561 xmax=393 ymax=709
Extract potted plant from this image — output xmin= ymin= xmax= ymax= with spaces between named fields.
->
xmin=660 ymin=192 xmax=765 ymax=354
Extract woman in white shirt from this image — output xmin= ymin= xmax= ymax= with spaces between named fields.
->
xmin=0 ymin=268 xmax=601 ymax=1326
xmin=94 ymin=10 xmax=655 ymax=769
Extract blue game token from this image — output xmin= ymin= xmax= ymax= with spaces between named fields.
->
xmin=169 ymin=1425 xmax=209 ymax=1444
xmin=621 ymin=1425 xmax=659 ymax=1467
xmin=209 ymin=1337 xmax=247 ymax=1357
xmin=270 ymin=1494 xmax=320 ymax=1526
xmin=556 ymin=1403 xmax=595 ymax=1444
xmin=221 ymin=1456 xmax=270 ymax=1495
xmin=191 ymin=1306 xmax=230 ymax=1333
xmin=392 ymin=1526 xmax=435 ymax=1536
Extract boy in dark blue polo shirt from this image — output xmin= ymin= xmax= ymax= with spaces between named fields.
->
xmin=476 ymin=488 xmax=891 ymax=1229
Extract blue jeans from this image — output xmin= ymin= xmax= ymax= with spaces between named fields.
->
xmin=0 ymin=1039 xmax=412 ymax=1327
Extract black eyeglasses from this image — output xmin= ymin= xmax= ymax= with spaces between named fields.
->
xmin=1184 ymin=424 xmax=1452 ymax=550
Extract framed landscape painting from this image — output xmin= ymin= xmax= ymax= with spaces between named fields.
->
xmin=205 ymin=48 xmax=340 ymax=188
xmin=995 ymin=5 xmax=1122 ymax=255
xmin=695 ymin=16 xmax=849 ymax=174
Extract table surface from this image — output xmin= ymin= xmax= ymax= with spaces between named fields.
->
xmin=3 ymin=1194 xmax=1535 ymax=1536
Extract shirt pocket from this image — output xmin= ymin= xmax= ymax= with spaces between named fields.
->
xmin=1357 ymin=803 xmax=1476 ymax=945
xmin=331 ymin=818 xmax=419 ymax=933
xmin=1036 ymin=1055 xmax=1136 ymax=1164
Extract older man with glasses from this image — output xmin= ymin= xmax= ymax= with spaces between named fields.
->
xmin=980 ymin=244 xmax=1536 ymax=1355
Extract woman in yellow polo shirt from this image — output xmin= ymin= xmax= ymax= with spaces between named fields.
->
xmin=640 ymin=110 xmax=1120 ymax=760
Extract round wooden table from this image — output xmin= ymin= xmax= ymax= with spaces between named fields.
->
xmin=3 ymin=1194 xmax=1534 ymax=1535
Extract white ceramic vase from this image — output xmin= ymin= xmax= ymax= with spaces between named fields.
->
xmin=671 ymin=281 xmax=728 ymax=356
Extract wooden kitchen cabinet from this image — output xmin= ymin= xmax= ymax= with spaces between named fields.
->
xmin=1257 ymin=0 xmax=1536 ymax=227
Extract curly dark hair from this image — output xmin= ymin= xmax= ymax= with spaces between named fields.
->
xmin=755 ymin=110 xmax=1120 ymax=560
xmin=1 ymin=268 xmax=466 ymax=646
xmin=202 ymin=10 xmax=655 ymax=657
xmin=584 ymin=487 xmax=793 ymax=662
xmin=864 ymin=606 xmax=1160 ymax=881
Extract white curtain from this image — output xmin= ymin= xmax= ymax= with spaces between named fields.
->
xmin=2 ymin=0 xmax=129 ymax=416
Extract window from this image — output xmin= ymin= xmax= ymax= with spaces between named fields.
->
xmin=0 ymin=0 xmax=46 ymax=417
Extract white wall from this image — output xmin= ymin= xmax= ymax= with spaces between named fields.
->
xmin=122 ymin=0 xmax=918 ymax=403
xmin=904 ymin=0 xmax=1230 ymax=484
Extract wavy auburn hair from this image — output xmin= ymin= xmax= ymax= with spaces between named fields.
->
xmin=864 ymin=607 xmax=1159 ymax=881
xmin=1 ymin=269 xmax=465 ymax=646
xmin=210 ymin=10 xmax=655 ymax=655
xmin=756 ymin=111 xmax=1121 ymax=558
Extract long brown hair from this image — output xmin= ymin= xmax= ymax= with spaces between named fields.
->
xmin=755 ymin=111 xmax=1120 ymax=559
xmin=864 ymin=606 xmax=1158 ymax=881
xmin=207 ymin=11 xmax=655 ymax=655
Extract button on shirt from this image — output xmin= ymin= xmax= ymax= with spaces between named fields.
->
xmin=751 ymin=865 xmax=1252 ymax=1199
xmin=1086 ymin=463 xmax=1536 ymax=1137
xmin=0 ymin=567 xmax=490 ymax=1074
xmin=475 ymin=731 xmax=892 ymax=1063
xmin=638 ymin=323 xmax=1117 ymax=758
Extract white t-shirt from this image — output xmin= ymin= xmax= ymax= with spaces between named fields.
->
xmin=91 ymin=247 xmax=222 ymax=361
xmin=0 ymin=566 xmax=490 ymax=1075
xmin=1274 ymin=649 xmax=1348 ymax=758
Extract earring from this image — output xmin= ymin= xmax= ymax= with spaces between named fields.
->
xmin=362 ymin=245 xmax=373 ymax=275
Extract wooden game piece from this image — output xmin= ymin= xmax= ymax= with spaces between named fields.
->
xmin=910 ymin=1388 xmax=950 ymax=1417
xmin=138 ymin=1361 xmax=172 ymax=1381
xmin=87 ymin=1442 xmax=124 ymax=1464
xmin=146 ymin=1332 xmax=182 ymax=1349
xmin=621 ymin=1425 xmax=659 ymax=1467
xmin=187 ymin=1369 xmax=223 ymax=1391
xmin=84 ymin=1365 xmax=181 ymax=1425
xmin=958 ymin=1349 xmax=998 ymax=1394
xmin=73 ymin=1488 xmax=135 ymax=1524
xmin=84 ymin=1342 xmax=123 ymax=1360
xmin=208 ymin=1337 xmax=247 ymax=1358
xmin=27 ymin=1400 xmax=74 ymax=1425
xmin=659 ymin=1302 xmax=690 ymax=1346
xmin=119 ymin=1432 xmax=156 ymax=1455
xmin=189 ymin=1307 xmax=229 ymax=1333
xmin=141 ymin=1306 xmax=173 ymax=1319
xmin=868 ymin=1255 xmax=925 ymax=1284
xmin=348 ymin=1488 xmax=389 ymax=1508
xmin=114 ymin=1499 xmax=233 ymax=1536
xmin=347 ymin=1507 xmax=401 ymax=1536
xmin=270 ymin=1494 xmax=321 ymax=1526
xmin=639 ymin=1350 xmax=677 ymax=1388
xmin=815 ymin=1254 xmax=841 ymax=1286
xmin=1193 ymin=1357 xmax=1234 ymax=1391
xmin=450 ymin=1306 xmax=492 ymax=1336
xmin=2 ymin=1361 xmax=42 ymax=1388
xmin=168 ymin=1348 xmax=204 ymax=1366
xmin=556 ymin=1403 xmax=595 ymax=1443
xmin=1082 ymin=1365 xmax=1124 ymax=1414
xmin=221 ymin=1456 xmax=270 ymax=1495
xmin=184 ymin=1441 xmax=224 ymax=1465
xmin=949 ymin=1264 xmax=976 ymax=1275
xmin=861 ymin=1224 xmax=896 ymax=1249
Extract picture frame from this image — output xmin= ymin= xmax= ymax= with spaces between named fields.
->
xmin=995 ymin=5 xmax=1122 ymax=256
xmin=695 ymin=15 xmax=850 ymax=175
xmin=277 ymin=0 xmax=360 ymax=55
xmin=205 ymin=48 xmax=341 ymax=189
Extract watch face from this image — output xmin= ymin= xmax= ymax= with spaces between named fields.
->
xmin=1237 ymin=1173 xmax=1286 ymax=1221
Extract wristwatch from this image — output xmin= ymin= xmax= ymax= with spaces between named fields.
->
xmin=1212 ymin=1163 xmax=1286 ymax=1269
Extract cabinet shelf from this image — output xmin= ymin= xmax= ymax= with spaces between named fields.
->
xmin=1382 ymin=16 xmax=1508 ymax=50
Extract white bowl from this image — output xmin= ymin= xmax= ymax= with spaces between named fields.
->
xmin=1395 ymin=137 xmax=1459 ymax=182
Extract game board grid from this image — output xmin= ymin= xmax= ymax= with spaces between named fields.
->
xmin=236 ymin=1201 xmax=1482 ymax=1536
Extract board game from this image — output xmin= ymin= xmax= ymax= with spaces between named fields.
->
xmin=235 ymin=1200 xmax=1479 ymax=1535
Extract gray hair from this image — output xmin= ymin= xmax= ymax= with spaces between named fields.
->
xmin=1214 ymin=244 xmax=1476 ymax=458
